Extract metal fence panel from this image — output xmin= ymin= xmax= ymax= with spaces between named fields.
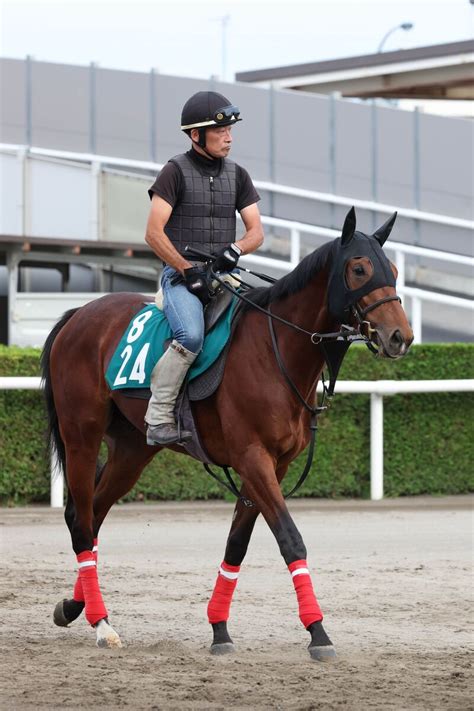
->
xmin=95 ymin=67 xmax=150 ymax=160
xmin=0 ymin=151 xmax=22 ymax=234
xmin=31 ymin=61 xmax=90 ymax=153
xmin=102 ymin=171 xmax=150 ymax=243
xmin=1 ymin=57 xmax=472 ymax=250
xmin=0 ymin=58 xmax=26 ymax=143
xmin=29 ymin=157 xmax=92 ymax=239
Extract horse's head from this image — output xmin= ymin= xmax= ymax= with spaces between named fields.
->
xmin=328 ymin=207 xmax=413 ymax=358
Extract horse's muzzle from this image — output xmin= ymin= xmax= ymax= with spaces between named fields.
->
xmin=374 ymin=327 xmax=414 ymax=359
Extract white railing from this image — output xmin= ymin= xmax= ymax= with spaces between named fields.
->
xmin=2 ymin=143 xmax=473 ymax=344
xmin=2 ymin=143 xmax=473 ymax=232
xmin=1 ymin=377 xmax=473 ymax=506
xmin=241 ymin=215 xmax=474 ymax=344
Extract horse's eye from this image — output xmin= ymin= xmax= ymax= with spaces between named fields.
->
xmin=354 ymin=265 xmax=365 ymax=276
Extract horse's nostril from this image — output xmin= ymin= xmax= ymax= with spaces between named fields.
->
xmin=389 ymin=329 xmax=404 ymax=350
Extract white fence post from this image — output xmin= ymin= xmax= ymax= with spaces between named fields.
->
xmin=370 ymin=393 xmax=384 ymax=500
xmin=395 ymin=249 xmax=405 ymax=290
xmin=50 ymin=449 xmax=64 ymax=508
xmin=290 ymin=228 xmax=300 ymax=267
xmin=412 ymin=296 xmax=422 ymax=344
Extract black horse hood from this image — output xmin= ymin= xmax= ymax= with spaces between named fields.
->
xmin=327 ymin=207 xmax=397 ymax=323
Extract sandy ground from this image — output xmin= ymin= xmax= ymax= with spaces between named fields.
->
xmin=0 ymin=496 xmax=472 ymax=710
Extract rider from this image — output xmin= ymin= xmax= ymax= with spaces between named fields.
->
xmin=144 ymin=91 xmax=264 ymax=446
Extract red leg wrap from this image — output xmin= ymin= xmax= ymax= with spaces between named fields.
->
xmin=72 ymin=539 xmax=98 ymax=603
xmin=288 ymin=559 xmax=323 ymax=628
xmin=73 ymin=575 xmax=84 ymax=603
xmin=207 ymin=561 xmax=240 ymax=624
xmin=77 ymin=549 xmax=107 ymax=626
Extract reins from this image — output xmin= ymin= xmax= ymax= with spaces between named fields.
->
xmin=182 ymin=246 xmax=396 ymax=507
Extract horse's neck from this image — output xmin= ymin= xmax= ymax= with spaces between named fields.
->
xmin=270 ymin=273 xmax=334 ymax=400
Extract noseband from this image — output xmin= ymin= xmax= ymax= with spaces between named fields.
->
xmin=352 ymin=294 xmax=402 ymax=353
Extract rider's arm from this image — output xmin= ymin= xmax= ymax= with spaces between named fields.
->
xmin=235 ymin=203 xmax=264 ymax=256
xmin=145 ymin=194 xmax=193 ymax=274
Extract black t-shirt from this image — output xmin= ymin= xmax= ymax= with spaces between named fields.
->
xmin=148 ymin=148 xmax=260 ymax=212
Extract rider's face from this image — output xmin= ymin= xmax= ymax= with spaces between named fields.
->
xmin=193 ymin=125 xmax=233 ymax=158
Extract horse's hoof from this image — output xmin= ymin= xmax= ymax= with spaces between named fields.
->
xmin=95 ymin=619 xmax=122 ymax=649
xmin=308 ymin=644 xmax=336 ymax=662
xmin=53 ymin=599 xmax=70 ymax=627
xmin=53 ymin=598 xmax=85 ymax=627
xmin=210 ymin=642 xmax=235 ymax=656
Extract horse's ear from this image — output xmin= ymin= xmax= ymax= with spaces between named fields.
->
xmin=341 ymin=206 xmax=356 ymax=246
xmin=373 ymin=211 xmax=397 ymax=246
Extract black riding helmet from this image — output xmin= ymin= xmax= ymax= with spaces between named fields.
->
xmin=181 ymin=91 xmax=242 ymax=152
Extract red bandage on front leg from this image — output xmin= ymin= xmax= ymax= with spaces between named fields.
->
xmin=77 ymin=549 xmax=107 ymax=626
xmin=207 ymin=561 xmax=240 ymax=624
xmin=289 ymin=559 xmax=323 ymax=628
xmin=72 ymin=539 xmax=98 ymax=603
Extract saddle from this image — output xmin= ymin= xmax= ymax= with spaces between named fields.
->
xmin=110 ymin=277 xmax=243 ymax=464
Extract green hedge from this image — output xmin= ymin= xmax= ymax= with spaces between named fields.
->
xmin=0 ymin=344 xmax=473 ymax=504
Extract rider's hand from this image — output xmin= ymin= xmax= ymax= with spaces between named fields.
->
xmin=213 ymin=243 xmax=241 ymax=273
xmin=183 ymin=266 xmax=211 ymax=305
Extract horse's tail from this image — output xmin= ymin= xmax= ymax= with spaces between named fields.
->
xmin=40 ymin=308 xmax=79 ymax=477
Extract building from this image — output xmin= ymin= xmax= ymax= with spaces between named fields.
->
xmin=235 ymin=40 xmax=474 ymax=118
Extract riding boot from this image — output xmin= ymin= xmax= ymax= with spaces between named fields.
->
xmin=145 ymin=340 xmax=198 ymax=446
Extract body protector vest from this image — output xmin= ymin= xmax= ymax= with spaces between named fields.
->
xmin=327 ymin=208 xmax=397 ymax=323
xmin=164 ymin=153 xmax=238 ymax=257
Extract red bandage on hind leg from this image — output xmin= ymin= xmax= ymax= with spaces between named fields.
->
xmin=72 ymin=539 xmax=98 ymax=603
xmin=207 ymin=561 xmax=240 ymax=624
xmin=73 ymin=575 xmax=84 ymax=603
xmin=77 ymin=549 xmax=107 ymax=625
xmin=288 ymin=559 xmax=323 ymax=628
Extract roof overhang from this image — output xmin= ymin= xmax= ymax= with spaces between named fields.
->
xmin=236 ymin=41 xmax=474 ymax=100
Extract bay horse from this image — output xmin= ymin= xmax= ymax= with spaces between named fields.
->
xmin=42 ymin=208 xmax=413 ymax=659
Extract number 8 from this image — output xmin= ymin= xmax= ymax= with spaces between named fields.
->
xmin=127 ymin=311 xmax=153 ymax=343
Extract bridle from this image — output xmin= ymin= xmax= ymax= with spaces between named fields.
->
xmin=183 ymin=247 xmax=403 ymax=505
xmin=207 ymin=265 xmax=403 ymax=404
xmin=351 ymin=294 xmax=402 ymax=354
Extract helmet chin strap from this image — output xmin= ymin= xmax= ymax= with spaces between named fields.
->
xmin=192 ymin=128 xmax=216 ymax=160
xmin=192 ymin=138 xmax=216 ymax=160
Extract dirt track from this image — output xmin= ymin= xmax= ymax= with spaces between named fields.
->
xmin=0 ymin=497 xmax=472 ymax=710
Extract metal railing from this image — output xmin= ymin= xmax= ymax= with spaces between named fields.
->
xmin=2 ymin=143 xmax=473 ymax=231
xmin=241 ymin=215 xmax=474 ymax=343
xmin=1 ymin=376 xmax=473 ymax=506
xmin=2 ymin=143 xmax=473 ymax=344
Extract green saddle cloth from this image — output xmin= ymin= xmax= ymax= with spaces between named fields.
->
xmin=106 ymin=300 xmax=237 ymax=391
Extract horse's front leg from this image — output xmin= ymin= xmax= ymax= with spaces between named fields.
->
xmin=238 ymin=448 xmax=335 ymax=661
xmin=207 ymin=493 xmax=260 ymax=654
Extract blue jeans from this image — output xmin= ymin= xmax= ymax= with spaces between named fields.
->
xmin=161 ymin=266 xmax=205 ymax=354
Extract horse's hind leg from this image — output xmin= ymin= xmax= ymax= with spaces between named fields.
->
xmin=56 ymin=414 xmax=126 ymax=648
xmin=89 ymin=427 xmax=157 ymax=647
xmin=55 ymin=418 xmax=157 ymax=648
xmin=207 ymin=495 xmax=260 ymax=655
xmin=53 ymin=463 xmax=105 ymax=628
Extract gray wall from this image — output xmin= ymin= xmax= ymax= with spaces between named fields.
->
xmin=1 ymin=57 xmax=473 ymax=253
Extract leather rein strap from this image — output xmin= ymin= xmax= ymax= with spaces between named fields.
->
xmin=268 ymin=308 xmax=327 ymax=500
xmin=198 ymin=264 xmax=401 ymax=506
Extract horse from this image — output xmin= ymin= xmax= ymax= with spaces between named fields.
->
xmin=42 ymin=207 xmax=413 ymax=659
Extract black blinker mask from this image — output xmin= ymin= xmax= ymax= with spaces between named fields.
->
xmin=327 ymin=207 xmax=397 ymax=323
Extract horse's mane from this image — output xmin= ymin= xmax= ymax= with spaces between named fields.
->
xmin=243 ymin=239 xmax=334 ymax=310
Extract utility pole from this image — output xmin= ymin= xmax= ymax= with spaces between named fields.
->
xmin=219 ymin=14 xmax=230 ymax=81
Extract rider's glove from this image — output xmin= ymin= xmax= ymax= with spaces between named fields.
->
xmin=213 ymin=243 xmax=242 ymax=273
xmin=183 ymin=266 xmax=211 ymax=305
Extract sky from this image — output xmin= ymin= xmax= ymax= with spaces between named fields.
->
xmin=0 ymin=0 xmax=473 ymax=81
